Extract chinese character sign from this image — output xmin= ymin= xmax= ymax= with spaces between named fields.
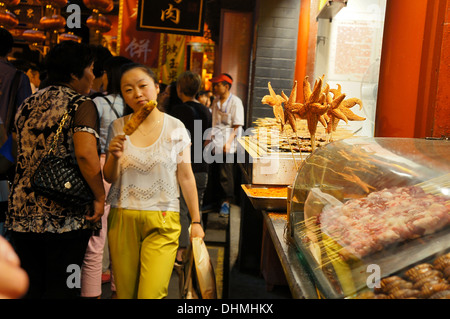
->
xmin=161 ymin=33 xmax=186 ymax=84
xmin=137 ymin=0 xmax=205 ymax=36
xmin=119 ymin=0 xmax=160 ymax=68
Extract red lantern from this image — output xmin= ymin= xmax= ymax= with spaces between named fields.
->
xmin=39 ymin=14 xmax=65 ymax=31
xmin=86 ymin=13 xmax=111 ymax=33
xmin=0 ymin=10 xmax=18 ymax=28
xmin=22 ymin=29 xmax=47 ymax=43
xmin=83 ymin=0 xmax=113 ymax=13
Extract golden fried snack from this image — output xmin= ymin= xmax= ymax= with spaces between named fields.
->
xmin=123 ymin=100 xmax=158 ymax=135
xmin=261 ymin=82 xmax=285 ymax=128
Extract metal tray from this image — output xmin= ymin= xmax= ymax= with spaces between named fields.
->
xmin=241 ymin=184 xmax=287 ymax=211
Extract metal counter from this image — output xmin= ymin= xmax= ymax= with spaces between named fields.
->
xmin=262 ymin=212 xmax=319 ymax=299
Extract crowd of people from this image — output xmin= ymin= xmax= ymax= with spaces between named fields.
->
xmin=0 ymin=27 xmax=245 ymax=299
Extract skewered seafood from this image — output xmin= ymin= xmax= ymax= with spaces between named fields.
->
xmin=326 ymin=85 xmax=365 ymax=134
xmin=261 ymin=82 xmax=285 ymax=129
xmin=280 ymin=80 xmax=306 ymax=133
xmin=301 ymin=77 xmax=329 ymax=143
xmin=260 ymin=75 xmax=365 ymax=155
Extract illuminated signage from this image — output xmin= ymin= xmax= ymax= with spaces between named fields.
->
xmin=137 ymin=0 xmax=205 ymax=36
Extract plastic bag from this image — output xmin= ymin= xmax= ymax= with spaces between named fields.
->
xmin=180 ymin=246 xmax=199 ymax=299
xmin=192 ymin=237 xmax=217 ymax=299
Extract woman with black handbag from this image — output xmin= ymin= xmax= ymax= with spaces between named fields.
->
xmin=5 ymin=41 xmax=105 ymax=299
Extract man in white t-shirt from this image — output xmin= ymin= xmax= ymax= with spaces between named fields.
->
xmin=207 ymin=73 xmax=244 ymax=217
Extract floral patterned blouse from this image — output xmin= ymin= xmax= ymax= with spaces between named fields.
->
xmin=6 ymin=85 xmax=101 ymax=233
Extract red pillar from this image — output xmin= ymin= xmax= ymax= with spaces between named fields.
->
xmin=375 ymin=0 xmax=449 ymax=138
xmin=294 ymin=0 xmax=311 ymax=103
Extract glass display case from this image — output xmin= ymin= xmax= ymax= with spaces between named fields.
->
xmin=289 ymin=137 xmax=450 ymax=299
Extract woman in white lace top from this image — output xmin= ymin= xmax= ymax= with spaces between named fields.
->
xmin=103 ymin=63 xmax=204 ymax=299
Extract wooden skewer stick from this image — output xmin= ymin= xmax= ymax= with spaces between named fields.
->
xmin=293 ymin=130 xmax=305 ymax=163
xmin=282 ymin=126 xmax=299 ymax=170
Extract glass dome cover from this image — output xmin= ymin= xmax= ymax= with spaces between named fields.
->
xmin=289 ymin=137 xmax=450 ymax=298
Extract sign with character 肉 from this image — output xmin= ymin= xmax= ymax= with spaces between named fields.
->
xmin=136 ymin=0 xmax=205 ymax=36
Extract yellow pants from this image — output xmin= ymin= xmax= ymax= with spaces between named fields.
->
xmin=107 ymin=208 xmax=181 ymax=299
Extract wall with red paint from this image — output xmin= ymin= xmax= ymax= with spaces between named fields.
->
xmin=433 ymin=0 xmax=450 ymax=137
xmin=375 ymin=0 xmax=449 ymax=138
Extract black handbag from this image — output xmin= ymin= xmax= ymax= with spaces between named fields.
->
xmin=31 ymin=110 xmax=95 ymax=207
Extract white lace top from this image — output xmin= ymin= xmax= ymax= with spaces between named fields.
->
xmin=105 ymin=113 xmax=191 ymax=212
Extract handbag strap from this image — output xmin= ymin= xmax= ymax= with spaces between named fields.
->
xmin=47 ymin=94 xmax=85 ymax=155
xmin=47 ymin=110 xmax=70 ymax=155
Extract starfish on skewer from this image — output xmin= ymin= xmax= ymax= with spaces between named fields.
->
xmin=326 ymin=87 xmax=366 ymax=135
xmin=280 ymin=80 xmax=312 ymax=163
xmin=302 ymin=76 xmax=329 ymax=151
xmin=280 ymin=80 xmax=307 ymax=133
xmin=325 ymin=93 xmax=348 ymax=134
xmin=262 ymin=82 xmax=301 ymax=168
xmin=261 ymin=82 xmax=285 ymax=129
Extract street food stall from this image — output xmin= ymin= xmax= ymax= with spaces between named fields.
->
xmin=238 ymin=76 xmax=450 ymax=299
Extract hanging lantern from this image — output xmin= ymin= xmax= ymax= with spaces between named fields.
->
xmin=59 ymin=32 xmax=81 ymax=43
xmin=83 ymin=0 xmax=113 ymax=13
xmin=39 ymin=14 xmax=65 ymax=31
xmin=37 ymin=0 xmax=67 ymax=8
xmin=0 ymin=0 xmax=20 ymax=6
xmin=86 ymin=13 xmax=111 ymax=33
xmin=0 ymin=10 xmax=18 ymax=28
xmin=22 ymin=28 xmax=46 ymax=43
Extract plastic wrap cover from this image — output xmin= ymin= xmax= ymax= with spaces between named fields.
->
xmin=289 ymin=137 xmax=450 ymax=298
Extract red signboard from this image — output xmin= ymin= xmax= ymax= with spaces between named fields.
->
xmin=118 ymin=0 xmax=160 ymax=68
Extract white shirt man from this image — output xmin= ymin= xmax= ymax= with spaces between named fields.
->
xmin=207 ymin=73 xmax=244 ymax=217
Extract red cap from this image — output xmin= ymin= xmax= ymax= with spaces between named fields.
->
xmin=210 ymin=73 xmax=233 ymax=85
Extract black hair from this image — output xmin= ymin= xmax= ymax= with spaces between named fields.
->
xmin=196 ymin=90 xmax=210 ymax=98
xmin=159 ymin=83 xmax=168 ymax=93
xmin=90 ymin=44 xmax=113 ymax=78
xmin=0 ymin=27 xmax=14 ymax=57
xmin=43 ymin=41 xmax=95 ymax=85
xmin=120 ymin=62 xmax=158 ymax=85
xmin=222 ymin=73 xmax=233 ymax=89
xmin=167 ymin=81 xmax=182 ymax=113
xmin=103 ymin=56 xmax=133 ymax=94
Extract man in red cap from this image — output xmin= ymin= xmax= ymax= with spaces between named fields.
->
xmin=206 ymin=73 xmax=244 ymax=217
